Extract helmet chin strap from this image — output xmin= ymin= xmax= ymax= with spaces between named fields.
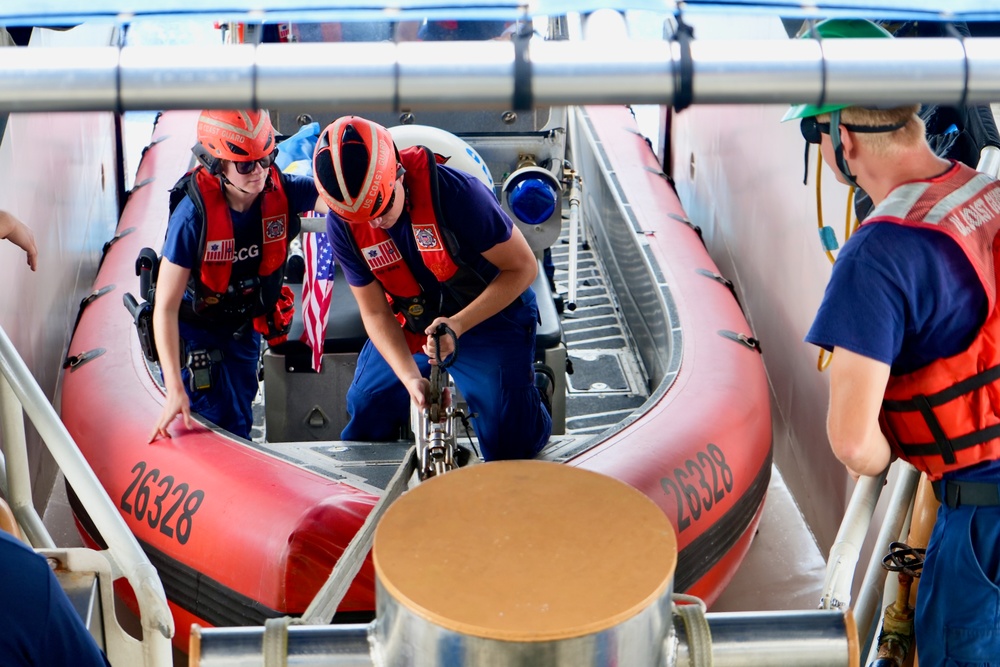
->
xmin=830 ymin=109 xmax=859 ymax=188
xmin=220 ymin=174 xmax=255 ymax=195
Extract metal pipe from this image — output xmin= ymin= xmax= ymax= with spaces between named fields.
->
xmin=820 ymin=469 xmax=889 ymax=611
xmin=0 ymin=325 xmax=175 ymax=657
xmin=978 ymin=145 xmax=1000 ymax=178
xmin=565 ymin=170 xmax=582 ymax=312
xmin=852 ymin=463 xmax=920 ymax=657
xmin=0 ymin=373 xmax=53 ymax=548
xmin=670 ymin=610 xmax=859 ymax=667
xmin=190 ymin=623 xmax=376 ymax=667
xmin=1 ymin=38 xmax=1000 ymax=112
xmin=191 ymin=609 xmax=859 ymax=667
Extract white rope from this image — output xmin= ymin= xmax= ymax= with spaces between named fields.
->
xmin=262 ymin=616 xmax=291 ymax=667
xmin=298 ymin=446 xmax=419 ymax=625
xmin=673 ymin=593 xmax=713 ymax=667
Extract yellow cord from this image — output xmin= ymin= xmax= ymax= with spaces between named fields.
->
xmin=816 ymin=154 xmax=835 ymax=264
xmin=814 ymin=151 xmax=860 ymax=372
xmin=844 ymin=186 xmax=859 ymax=242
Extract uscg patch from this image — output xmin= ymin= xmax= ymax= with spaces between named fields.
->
xmin=263 ymin=215 xmax=286 ymax=243
xmin=412 ymin=224 xmax=443 ymax=250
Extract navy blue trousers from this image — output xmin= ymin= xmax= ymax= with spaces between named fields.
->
xmin=178 ymin=321 xmax=261 ymax=440
xmin=342 ymin=298 xmax=551 ymax=461
xmin=916 ymin=490 xmax=1000 ymax=666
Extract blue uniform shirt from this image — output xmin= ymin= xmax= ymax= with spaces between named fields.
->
xmin=327 ymin=162 xmax=550 ymax=459
xmin=0 ymin=531 xmax=111 ymax=667
xmin=806 ymin=221 xmax=986 ymax=375
xmin=326 ymin=164 xmax=511 ymax=316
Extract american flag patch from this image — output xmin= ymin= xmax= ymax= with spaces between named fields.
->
xmin=263 ymin=215 xmax=286 ymax=243
xmin=362 ymin=240 xmax=402 ymax=270
xmin=204 ymin=238 xmax=235 ymax=262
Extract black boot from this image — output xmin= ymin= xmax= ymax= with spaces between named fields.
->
xmin=534 ymin=363 xmax=555 ymax=416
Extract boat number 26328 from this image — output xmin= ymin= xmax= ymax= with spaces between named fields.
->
xmin=120 ymin=461 xmax=205 ymax=545
xmin=659 ymin=443 xmax=734 ymax=532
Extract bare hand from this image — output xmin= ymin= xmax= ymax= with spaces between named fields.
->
xmin=422 ymin=317 xmax=461 ymax=365
xmin=149 ymin=390 xmax=193 ymax=443
xmin=3 ymin=217 xmax=37 ymax=271
xmin=403 ymin=376 xmax=431 ymax=410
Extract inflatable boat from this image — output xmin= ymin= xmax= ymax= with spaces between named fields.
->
xmin=60 ymin=103 xmax=772 ymax=650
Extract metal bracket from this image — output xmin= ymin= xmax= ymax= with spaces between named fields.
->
xmin=718 ymin=330 xmax=761 ymax=353
xmin=62 ymin=348 xmax=106 ymax=371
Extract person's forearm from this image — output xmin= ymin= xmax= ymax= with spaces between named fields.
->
xmin=827 ymin=347 xmax=894 ymax=478
xmin=0 ymin=210 xmax=15 ymax=238
xmin=832 ymin=429 xmax=892 ymax=477
xmin=152 ymin=305 xmax=185 ymax=393
xmin=364 ymin=306 xmax=423 ymax=383
xmin=450 ymin=264 xmax=536 ymax=336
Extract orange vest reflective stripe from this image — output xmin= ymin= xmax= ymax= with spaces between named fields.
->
xmin=346 ymin=145 xmax=486 ymax=351
xmin=878 ymin=163 xmax=1000 ymax=479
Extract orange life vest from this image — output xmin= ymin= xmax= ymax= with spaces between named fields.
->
xmin=178 ymin=166 xmax=290 ymax=322
xmin=346 ymin=145 xmax=487 ymax=352
xmin=877 ymin=162 xmax=1000 ymax=479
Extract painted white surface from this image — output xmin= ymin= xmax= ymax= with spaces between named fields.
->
xmin=0 ymin=24 xmax=120 ymax=512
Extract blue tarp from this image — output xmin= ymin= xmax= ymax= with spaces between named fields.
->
xmin=2 ymin=1 xmax=1000 ymax=27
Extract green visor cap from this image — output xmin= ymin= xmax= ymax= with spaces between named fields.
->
xmin=781 ymin=19 xmax=894 ymax=122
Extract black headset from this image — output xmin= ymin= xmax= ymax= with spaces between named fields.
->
xmin=829 ymin=110 xmax=860 ymax=188
xmin=192 ymin=143 xmax=224 ymax=175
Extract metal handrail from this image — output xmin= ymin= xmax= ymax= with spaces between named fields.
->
xmin=0 ymin=324 xmax=173 ymax=667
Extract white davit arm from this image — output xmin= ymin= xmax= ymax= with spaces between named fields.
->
xmin=818 ymin=468 xmax=888 ymax=610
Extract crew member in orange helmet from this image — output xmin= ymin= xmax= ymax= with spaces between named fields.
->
xmin=150 ymin=109 xmax=328 ymax=442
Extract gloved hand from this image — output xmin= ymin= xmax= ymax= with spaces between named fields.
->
xmin=254 ymin=285 xmax=295 ymax=345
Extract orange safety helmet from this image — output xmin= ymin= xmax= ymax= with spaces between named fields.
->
xmin=313 ymin=116 xmax=399 ymax=224
xmin=195 ymin=109 xmax=276 ymax=169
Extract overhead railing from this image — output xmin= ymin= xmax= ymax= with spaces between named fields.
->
xmin=0 ymin=324 xmax=174 ymax=667
xmin=0 ymin=36 xmax=999 ymax=112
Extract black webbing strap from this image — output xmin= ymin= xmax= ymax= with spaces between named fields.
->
xmin=671 ymin=15 xmax=695 ymax=113
xmin=512 ymin=28 xmax=533 ymax=112
xmin=883 ymin=365 xmax=1000 ymax=464
xmin=883 ymin=365 xmax=1000 ymax=412
xmin=900 ymin=423 xmax=1000 ymax=459
xmin=912 ymin=393 xmax=957 ymax=465
xmin=932 ymin=478 xmax=1000 ymax=508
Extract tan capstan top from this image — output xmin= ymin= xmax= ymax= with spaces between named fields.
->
xmin=373 ymin=460 xmax=678 ymax=642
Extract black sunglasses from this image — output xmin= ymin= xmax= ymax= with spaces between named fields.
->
xmin=233 ymin=149 xmax=279 ymax=175
xmin=800 ymin=116 xmax=908 ymax=145
xmin=370 ymin=164 xmax=406 ymax=219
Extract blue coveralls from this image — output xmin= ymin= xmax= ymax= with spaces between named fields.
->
xmin=327 ymin=163 xmax=551 ymax=461
xmin=0 ymin=530 xmax=111 ymax=666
